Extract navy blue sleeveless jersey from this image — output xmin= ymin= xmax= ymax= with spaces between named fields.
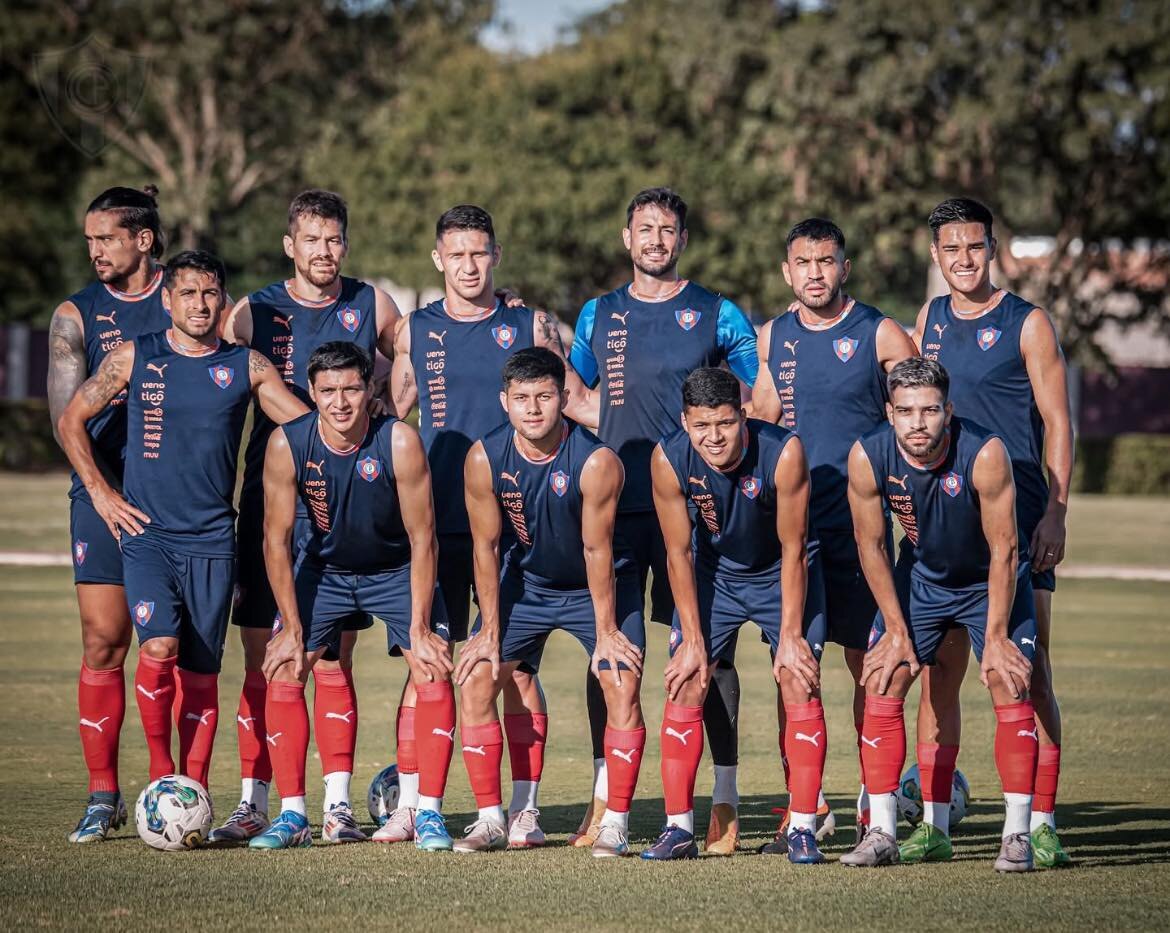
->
xmin=921 ymin=291 xmax=1048 ymax=531
xmin=283 ymin=412 xmax=410 ymax=574
xmin=66 ymin=270 xmax=170 ymax=499
xmin=860 ymin=417 xmax=1008 ymax=589
xmin=410 ymin=300 xmax=536 ymax=536
xmin=767 ymin=299 xmax=888 ymax=534
xmin=123 ymin=332 xmax=251 ymax=556
xmin=480 ymin=421 xmax=633 ymax=589
xmin=659 ymin=419 xmax=796 ymax=579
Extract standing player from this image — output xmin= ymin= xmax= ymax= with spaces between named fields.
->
xmin=752 ymin=218 xmax=917 ymax=846
xmin=386 ymin=205 xmax=596 ymax=847
xmin=48 ymin=185 xmax=171 ymax=842
xmin=453 ymin=349 xmax=644 ymax=857
xmin=252 ymin=342 xmax=455 ymax=850
xmin=210 ymin=190 xmax=401 ymax=845
xmin=57 ymin=251 xmax=308 ymax=800
xmin=570 ymin=188 xmax=758 ymax=853
xmin=643 ymin=368 xmax=828 ymax=863
xmin=913 ymin=198 xmax=1073 ymax=867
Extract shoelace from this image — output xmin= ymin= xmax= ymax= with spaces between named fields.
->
xmin=512 ymin=811 xmax=539 ymax=832
xmin=329 ymin=807 xmax=359 ymax=829
xmin=228 ymin=802 xmax=255 ymax=824
xmin=417 ymin=813 xmax=444 ymax=834
xmin=461 ymin=818 xmax=500 ymax=835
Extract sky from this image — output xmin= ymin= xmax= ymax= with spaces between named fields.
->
xmin=480 ymin=0 xmax=614 ymax=55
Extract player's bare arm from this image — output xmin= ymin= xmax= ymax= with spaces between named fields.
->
xmin=248 ymin=350 xmax=311 ymax=423
xmin=535 ymin=310 xmax=600 ymax=429
xmin=876 ymin=316 xmax=920 ymax=373
xmin=261 ymin=426 xmax=306 ymax=682
xmin=771 ymin=434 xmax=817 ymax=692
xmin=372 ymin=284 xmax=403 ymax=360
xmin=750 ymin=319 xmax=782 ymax=423
xmin=909 ymin=301 xmax=931 ymax=351
xmin=455 ymin=440 xmax=504 ymax=685
xmin=220 ymin=296 xmax=253 ymax=346
xmin=389 ymin=314 xmax=418 ymax=419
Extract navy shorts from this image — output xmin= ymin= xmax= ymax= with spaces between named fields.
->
xmin=618 ymin=511 xmax=674 ymax=624
xmin=294 ymin=560 xmax=450 ymax=656
xmin=868 ymin=563 xmax=1039 ymax=665
xmin=437 ymin=533 xmax=474 ymax=642
xmin=472 ymin=573 xmax=646 ymax=673
xmin=816 ymin=530 xmax=880 ymax=651
xmin=121 ymin=535 xmax=236 ymax=674
xmin=70 ymin=494 xmax=123 ymax=585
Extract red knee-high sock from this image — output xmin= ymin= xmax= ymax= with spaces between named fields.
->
xmin=415 ymin=681 xmax=456 ymax=800
xmin=79 ymin=662 xmax=125 ymax=793
xmin=237 ymin=670 xmax=271 ymax=782
xmin=266 ymin=680 xmax=310 ymax=800
xmin=783 ymin=700 xmax=828 ymax=813
xmin=462 ymin=720 xmax=504 ymax=808
xmin=604 ymin=725 xmax=646 ymax=814
xmin=1034 ymin=745 xmax=1061 ymax=812
xmin=660 ymin=702 xmax=703 ymax=816
xmin=994 ymin=702 xmax=1039 ymax=794
xmin=176 ymin=669 xmax=218 ymax=789
xmin=313 ymin=667 xmax=357 ymax=776
xmin=396 ymin=705 xmax=418 ymax=776
xmin=918 ymin=742 xmax=959 ymax=803
xmin=504 ymin=712 xmax=548 ymax=783
xmin=859 ymin=695 xmax=906 ymax=795
xmin=135 ymin=654 xmax=176 ymax=780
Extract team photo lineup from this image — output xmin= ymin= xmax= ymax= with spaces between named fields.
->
xmin=49 ymin=181 xmax=1077 ymax=873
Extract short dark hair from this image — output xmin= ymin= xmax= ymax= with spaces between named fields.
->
xmin=308 ymin=341 xmax=373 ymax=386
xmin=682 ymin=367 xmax=740 ymax=410
xmin=626 ymin=187 xmax=688 ymax=231
xmin=163 ymin=250 xmax=225 ymax=290
xmin=288 ymin=189 xmax=348 ymax=241
xmin=785 ymin=217 xmax=845 ymax=253
xmin=928 ymin=197 xmax=994 ymax=241
xmin=501 ymin=347 xmax=565 ymax=390
xmin=436 ymin=204 xmax=495 ymax=244
xmin=887 ymin=357 xmax=950 ymax=400
xmin=86 ymin=185 xmax=165 ymax=258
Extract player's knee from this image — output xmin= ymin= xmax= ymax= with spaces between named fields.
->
xmin=778 ymin=666 xmax=818 ymax=704
xmin=984 ymin=668 xmax=1029 ymax=704
xmin=459 ymin=666 xmax=498 ymax=717
xmin=139 ymin=636 xmax=178 ymax=661
xmin=602 ymin=676 xmax=642 ymax=730
xmin=80 ymin=624 xmax=131 ymax=669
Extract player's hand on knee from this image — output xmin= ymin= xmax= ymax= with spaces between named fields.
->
xmin=592 ymin=628 xmax=643 ymax=687
xmin=262 ymin=626 xmax=304 ymax=682
xmin=773 ymin=635 xmax=819 ymax=692
xmin=453 ymin=631 xmax=500 ymax=685
xmin=92 ymin=486 xmax=150 ymax=538
xmin=979 ymin=637 xmax=1031 ymax=699
xmin=410 ymin=628 xmax=454 ymax=681
xmin=664 ymin=639 xmax=707 ymax=701
xmin=861 ymin=633 xmax=920 ymax=695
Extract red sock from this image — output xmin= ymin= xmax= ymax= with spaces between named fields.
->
xmin=859 ymin=695 xmax=906 ymax=795
xmin=783 ymin=700 xmax=828 ymax=813
xmin=396 ymin=705 xmax=418 ymax=776
xmin=994 ymin=702 xmax=1039 ymax=794
xmin=237 ymin=671 xmax=271 ymax=782
xmin=918 ymin=742 xmax=959 ymax=803
xmin=660 ymin=702 xmax=703 ymax=815
xmin=135 ymin=654 xmax=176 ymax=780
xmin=313 ymin=667 xmax=357 ymax=776
xmin=415 ymin=681 xmax=456 ymax=799
xmin=176 ymin=669 xmax=218 ymax=789
xmin=462 ymin=720 xmax=504 ymax=807
xmin=604 ymin=725 xmax=646 ymax=813
xmin=79 ymin=662 xmax=125 ymax=793
xmin=266 ymin=680 xmax=310 ymax=799
xmin=504 ymin=712 xmax=548 ymax=783
xmin=1034 ymin=745 xmax=1061 ymax=812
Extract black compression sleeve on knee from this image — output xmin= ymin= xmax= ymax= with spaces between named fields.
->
xmin=703 ymin=659 xmax=740 ymax=766
xmin=586 ymin=665 xmax=608 ymax=761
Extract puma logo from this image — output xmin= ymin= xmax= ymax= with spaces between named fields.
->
xmin=612 ymin=748 xmax=637 ymax=764
xmin=80 ymin=716 xmax=110 ymax=733
xmin=432 ymin=727 xmax=456 ymax=742
xmin=784 ymin=339 xmax=799 ymax=355
xmin=95 ymin=311 xmax=117 ymax=325
xmin=435 ymin=623 xmax=450 ymax=635
xmin=861 ymin=735 xmax=882 ymax=748
xmin=887 ymin=474 xmax=909 ymax=490
xmin=185 ymin=710 xmax=215 ymax=727
xmin=428 ymin=330 xmax=447 ymax=346
xmin=499 ymin=470 xmax=520 ymax=487
xmin=933 ymin=323 xmax=947 ymax=339
xmin=136 ymin=684 xmax=167 ymax=702
xmin=266 ymin=732 xmax=282 ymax=746
xmin=146 ymin=363 xmax=168 ymax=378
xmin=665 ymin=727 xmax=693 ymax=746
xmin=1017 ymin=728 xmax=1039 ymax=741
xmin=305 ymin=459 xmax=324 ymax=475
xmin=688 ymin=476 xmax=708 ymax=490
xmin=610 ymin=311 xmax=630 ymax=325
xmin=274 ymin=316 xmax=292 ymax=330
xmin=1021 ymin=637 xmax=1036 ymax=648
xmin=237 ymin=716 xmax=255 ymax=732
xmin=462 ymin=745 xmax=486 ymax=756
xmin=794 ymin=730 xmax=822 ymax=748
xmin=325 ymin=710 xmax=355 ymax=723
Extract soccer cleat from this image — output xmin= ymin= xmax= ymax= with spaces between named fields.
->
xmin=840 ymin=827 xmax=900 ymax=867
xmin=994 ymin=832 xmax=1034 ymax=873
xmin=322 ymin=802 xmax=367 ymax=843
xmin=705 ymin=803 xmax=739 ymax=856
xmin=248 ymin=810 xmax=313 ymax=849
xmin=899 ymin=823 xmax=953 ymax=863
xmin=640 ymin=825 xmax=699 ymax=861
xmin=591 ymin=823 xmax=631 ymax=858
xmin=772 ymin=801 xmax=838 ymax=842
xmin=68 ymin=791 xmax=127 ymax=844
xmin=786 ymin=827 xmax=826 ymax=864
xmin=757 ymin=826 xmax=789 ymax=856
xmin=453 ymin=817 xmax=508 ymax=853
xmin=569 ymin=795 xmax=606 ymax=847
xmin=372 ymin=807 xmax=416 ymax=843
xmin=206 ymin=801 xmax=270 ymax=847
xmin=507 ymin=808 xmax=546 ymax=848
xmin=414 ymin=809 xmax=453 ymax=851
xmin=1031 ymin=825 xmax=1073 ymax=869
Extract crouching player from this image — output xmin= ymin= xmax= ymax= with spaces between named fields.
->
xmin=843 ymin=358 xmax=1039 ymax=871
xmin=645 ymin=367 xmax=829 ymax=863
xmin=255 ymin=342 xmax=457 ymax=850
xmin=455 ymin=348 xmax=645 ymax=857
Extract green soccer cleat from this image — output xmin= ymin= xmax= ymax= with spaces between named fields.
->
xmin=899 ymin=823 xmax=953 ymax=863
xmin=1031 ymin=824 xmax=1073 ymax=868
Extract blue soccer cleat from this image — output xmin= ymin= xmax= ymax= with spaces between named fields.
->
xmin=414 ymin=809 xmax=453 ymax=851
xmin=68 ymin=791 xmax=127 ymax=843
xmin=640 ymin=825 xmax=699 ymax=861
xmin=248 ymin=810 xmax=313 ymax=849
xmin=787 ymin=827 xmax=827 ymax=864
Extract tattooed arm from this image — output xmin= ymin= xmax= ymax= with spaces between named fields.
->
xmin=534 ymin=310 xmax=599 ymax=429
xmin=47 ymin=302 xmax=87 ymax=449
xmin=389 ymin=315 xmax=418 ymax=418
xmin=250 ymin=351 xmax=310 ymax=424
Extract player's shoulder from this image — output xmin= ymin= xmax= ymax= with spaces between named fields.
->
xmin=953 ymin=415 xmax=1000 ymax=450
xmin=750 ymin=417 xmax=794 ymax=445
xmin=65 ymin=279 xmax=103 ymax=309
xmin=657 ymin=425 xmax=691 ymax=460
xmin=248 ymin=280 xmax=288 ymax=308
xmin=282 ymin=409 xmax=317 ymax=438
xmin=858 ymin=419 xmax=892 ymax=447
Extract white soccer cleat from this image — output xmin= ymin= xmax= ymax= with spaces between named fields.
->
xmin=453 ymin=817 xmax=507 ymax=853
xmin=372 ymin=806 xmax=416 ymax=843
xmin=321 ymin=802 xmax=367 ymax=843
xmin=507 ymin=809 xmax=546 ymax=848
xmin=206 ymin=801 xmax=270 ymax=847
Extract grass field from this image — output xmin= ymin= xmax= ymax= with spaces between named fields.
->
xmin=1 ymin=474 xmax=1168 ymax=931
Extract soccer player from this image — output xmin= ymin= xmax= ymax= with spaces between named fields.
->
xmin=48 ymin=185 xmax=172 ymax=842
xmin=752 ymin=218 xmax=918 ymax=847
xmin=643 ymin=367 xmax=828 ymax=863
xmin=211 ymin=189 xmax=402 ymax=845
xmin=57 ymin=250 xmax=308 ymax=806
xmin=842 ymin=358 xmax=1039 ymax=871
xmin=453 ymin=348 xmax=644 ymax=857
xmin=913 ymin=198 xmax=1073 ymax=867
xmin=386 ymin=205 xmax=596 ymax=847
xmin=250 ymin=341 xmax=455 ymax=850
xmin=570 ymin=188 xmax=758 ymax=853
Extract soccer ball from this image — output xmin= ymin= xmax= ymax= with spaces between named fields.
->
xmin=895 ymin=764 xmax=970 ymax=828
xmin=367 ymin=763 xmax=400 ymax=827
xmin=135 ymin=774 xmax=213 ymax=850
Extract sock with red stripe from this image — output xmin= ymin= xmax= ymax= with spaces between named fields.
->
xmin=176 ymin=669 xmax=218 ymax=789
xmin=859 ymin=695 xmax=906 ymax=837
xmin=266 ymin=680 xmax=310 ymax=814
xmin=78 ymin=662 xmax=125 ymax=793
xmin=505 ymin=712 xmax=547 ymax=813
xmin=1031 ymin=745 xmax=1061 ymax=830
xmin=660 ymin=703 xmax=703 ymax=832
xmin=602 ymin=725 xmax=646 ymax=829
xmin=396 ymin=704 xmax=420 ymax=809
xmin=783 ymin=700 xmax=828 ymax=832
xmin=918 ymin=742 xmax=959 ymax=834
xmin=134 ymin=653 xmax=176 ymax=780
xmin=415 ymin=681 xmax=456 ymax=811
xmin=462 ymin=720 xmax=505 ymax=821
xmin=995 ymin=702 xmax=1038 ymax=836
xmin=313 ymin=667 xmax=357 ymax=808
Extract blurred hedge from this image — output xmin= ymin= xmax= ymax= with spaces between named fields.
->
xmin=0 ymin=400 xmax=67 ymax=471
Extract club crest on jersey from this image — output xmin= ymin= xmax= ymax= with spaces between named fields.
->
xmin=208 ymin=365 xmax=234 ymax=389
xmin=833 ymin=336 xmax=859 ymax=362
xmin=669 ymin=626 xmax=682 ymax=650
xmin=675 ymin=308 xmax=701 ymax=331
xmin=73 ymin=541 xmax=88 ymax=565
xmin=133 ymin=600 xmax=155 ymax=626
xmin=739 ymin=475 xmax=762 ymax=499
xmin=356 ymin=456 xmax=381 ymax=482
xmin=976 ymin=326 xmax=1002 ymax=351
xmin=940 ymin=472 xmax=963 ymax=497
xmin=491 ymin=324 xmax=516 ymax=349
xmin=867 ymin=623 xmax=881 ymax=649
xmin=549 ymin=470 xmax=570 ymax=497
xmin=337 ymin=307 xmax=361 ymax=333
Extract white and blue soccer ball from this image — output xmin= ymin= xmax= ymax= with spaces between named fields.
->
xmin=135 ymin=774 xmax=213 ymax=850
xmin=367 ymin=763 xmax=400 ymax=827
xmin=896 ymin=764 xmax=970 ymax=828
